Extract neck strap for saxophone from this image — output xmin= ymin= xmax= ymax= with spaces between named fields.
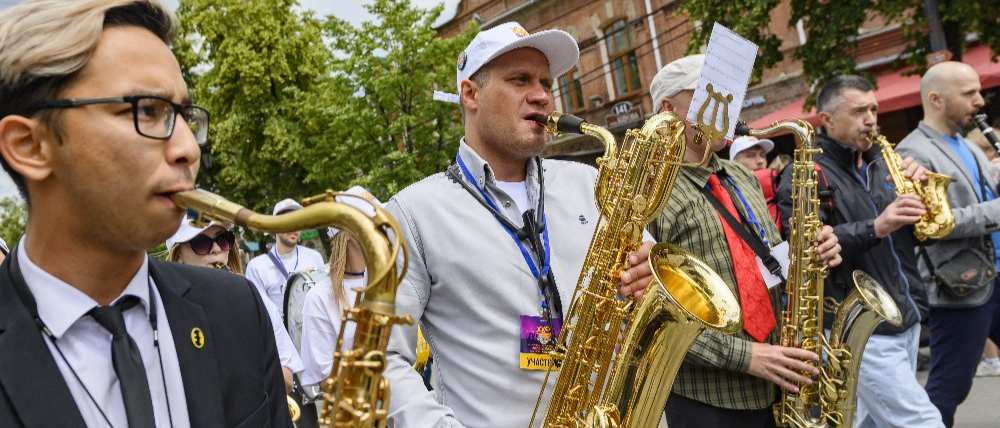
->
xmin=698 ymin=174 xmax=784 ymax=280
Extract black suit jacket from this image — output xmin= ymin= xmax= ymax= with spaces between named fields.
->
xmin=0 ymin=256 xmax=291 ymax=428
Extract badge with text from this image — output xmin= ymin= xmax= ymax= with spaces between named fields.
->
xmin=520 ymin=315 xmax=561 ymax=370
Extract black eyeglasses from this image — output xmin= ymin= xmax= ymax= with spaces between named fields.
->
xmin=187 ymin=230 xmax=235 ymax=256
xmin=28 ymin=95 xmax=210 ymax=146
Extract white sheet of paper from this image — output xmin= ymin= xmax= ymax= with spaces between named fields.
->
xmin=757 ymin=241 xmax=790 ymax=289
xmin=687 ymin=23 xmax=759 ymax=139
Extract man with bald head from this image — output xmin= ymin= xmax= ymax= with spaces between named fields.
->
xmin=897 ymin=61 xmax=997 ymax=427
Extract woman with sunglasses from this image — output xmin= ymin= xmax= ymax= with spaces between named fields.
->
xmin=165 ymin=220 xmax=304 ymax=393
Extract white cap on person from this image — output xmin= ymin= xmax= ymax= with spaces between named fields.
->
xmin=273 ymin=198 xmax=303 ymax=216
xmin=650 ymin=54 xmax=705 ymax=113
xmin=328 ymin=186 xmax=384 ymax=237
xmin=730 ymin=136 xmax=774 ymax=158
xmin=439 ymin=22 xmax=579 ymax=102
xmin=166 ymin=218 xmax=218 ymax=250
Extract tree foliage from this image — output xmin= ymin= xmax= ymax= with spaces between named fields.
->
xmin=177 ymin=0 xmax=330 ymax=211
xmin=305 ymin=0 xmax=477 ymax=199
xmin=175 ymin=0 xmax=476 ymax=208
xmin=0 ymin=196 xmax=26 ymax=247
xmin=680 ymin=0 xmax=1000 ymax=109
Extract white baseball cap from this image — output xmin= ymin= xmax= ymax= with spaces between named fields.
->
xmin=328 ymin=186 xmax=384 ymax=237
xmin=273 ymin=198 xmax=304 ymax=216
xmin=436 ymin=22 xmax=579 ymax=103
xmin=166 ymin=218 xmax=219 ymax=250
xmin=730 ymin=136 xmax=774 ymax=158
xmin=650 ymin=54 xmax=705 ymax=113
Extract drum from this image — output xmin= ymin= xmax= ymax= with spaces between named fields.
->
xmin=283 ymin=271 xmax=319 ymax=353
xmin=283 ymin=271 xmax=323 ymax=427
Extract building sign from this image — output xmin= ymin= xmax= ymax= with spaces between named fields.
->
xmin=606 ymin=102 xmax=643 ymax=132
xmin=610 ymin=101 xmax=633 ymax=116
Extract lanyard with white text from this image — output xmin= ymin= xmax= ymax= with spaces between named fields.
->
xmin=455 ymin=153 xmax=557 ymax=319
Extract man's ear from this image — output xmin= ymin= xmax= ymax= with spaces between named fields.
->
xmin=0 ymin=115 xmax=54 ymax=183
xmin=659 ymin=98 xmax=674 ymax=113
xmin=460 ymin=79 xmax=479 ymax=113
xmin=927 ymin=91 xmax=942 ymax=110
xmin=818 ymin=111 xmax=834 ymax=130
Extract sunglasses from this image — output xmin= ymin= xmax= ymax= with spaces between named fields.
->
xmin=187 ymin=230 xmax=236 ymax=256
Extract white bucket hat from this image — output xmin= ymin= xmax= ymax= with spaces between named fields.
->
xmin=328 ymin=186 xmax=384 ymax=237
xmin=433 ymin=22 xmax=580 ymax=103
xmin=650 ymin=54 xmax=705 ymax=113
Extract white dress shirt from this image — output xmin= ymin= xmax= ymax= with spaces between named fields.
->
xmin=245 ymin=245 xmax=327 ymax=319
xmin=18 ymin=241 xmax=190 ymax=428
xmin=299 ymin=275 xmax=363 ymax=386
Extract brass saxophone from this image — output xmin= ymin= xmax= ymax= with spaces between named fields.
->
xmin=528 ymin=112 xmax=742 ymax=428
xmin=736 ymin=121 xmax=902 ymax=428
xmin=871 ymin=132 xmax=956 ymax=241
xmin=170 ymin=189 xmax=413 ymax=428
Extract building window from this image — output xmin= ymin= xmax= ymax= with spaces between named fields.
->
xmin=558 ymin=68 xmax=585 ymax=112
xmin=605 ymin=19 xmax=640 ymax=97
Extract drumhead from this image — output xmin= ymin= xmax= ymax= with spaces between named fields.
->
xmin=283 ymin=271 xmax=318 ymax=353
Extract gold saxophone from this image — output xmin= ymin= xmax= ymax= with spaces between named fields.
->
xmin=736 ymin=121 xmax=902 ymax=427
xmin=170 ymin=189 xmax=413 ymax=428
xmin=871 ymin=132 xmax=956 ymax=241
xmin=528 ymin=112 xmax=742 ymax=428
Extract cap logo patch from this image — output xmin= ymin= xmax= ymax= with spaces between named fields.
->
xmin=457 ymin=51 xmax=468 ymax=70
xmin=512 ymin=26 xmax=529 ymax=37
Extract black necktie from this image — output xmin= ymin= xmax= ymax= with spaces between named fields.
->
xmin=89 ymin=296 xmax=155 ymax=428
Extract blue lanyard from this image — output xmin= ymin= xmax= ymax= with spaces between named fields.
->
xmin=273 ymin=246 xmax=299 ymax=272
xmin=455 ymin=153 xmax=553 ymax=310
xmin=708 ymin=175 xmax=770 ymax=248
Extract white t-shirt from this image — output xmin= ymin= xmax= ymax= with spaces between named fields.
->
xmin=495 ymin=180 xmax=529 ymax=214
xmin=245 ymin=245 xmax=327 ymax=319
xmin=299 ymin=275 xmax=365 ymax=386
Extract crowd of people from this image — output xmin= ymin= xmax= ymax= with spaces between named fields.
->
xmin=0 ymin=1 xmax=998 ymax=428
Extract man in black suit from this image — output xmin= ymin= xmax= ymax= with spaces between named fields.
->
xmin=0 ymin=1 xmax=290 ymax=427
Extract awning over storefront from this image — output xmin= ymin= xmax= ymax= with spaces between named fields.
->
xmin=749 ymin=44 xmax=1000 ymax=129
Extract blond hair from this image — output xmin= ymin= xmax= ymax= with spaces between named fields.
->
xmin=327 ymin=232 xmax=350 ymax=310
xmin=0 ymin=0 xmax=177 ymax=197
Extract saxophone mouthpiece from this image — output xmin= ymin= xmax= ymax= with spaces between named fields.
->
xmin=733 ymin=122 xmax=751 ymax=137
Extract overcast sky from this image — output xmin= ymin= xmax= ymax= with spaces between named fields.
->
xmin=0 ymin=0 xmax=460 ymax=201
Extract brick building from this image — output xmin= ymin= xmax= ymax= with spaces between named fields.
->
xmin=437 ymin=0 xmax=1000 ymax=163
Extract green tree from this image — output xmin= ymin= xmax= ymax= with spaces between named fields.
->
xmin=0 ymin=196 xmax=26 ymax=246
xmin=307 ymin=0 xmax=478 ymax=199
xmin=680 ymin=0 xmax=1000 ymax=108
xmin=176 ymin=0 xmax=330 ymax=211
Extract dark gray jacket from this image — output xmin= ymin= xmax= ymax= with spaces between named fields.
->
xmin=777 ymin=134 xmax=925 ymax=335
xmin=897 ymin=121 xmax=999 ymax=308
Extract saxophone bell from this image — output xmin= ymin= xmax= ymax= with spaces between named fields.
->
xmin=529 ymin=111 xmax=741 ymax=428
